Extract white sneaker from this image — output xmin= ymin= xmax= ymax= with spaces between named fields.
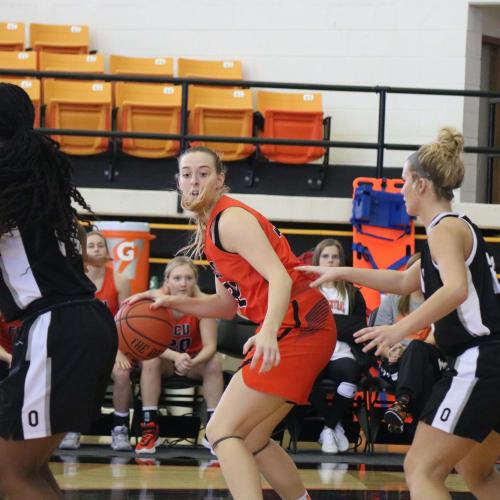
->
xmin=111 ymin=425 xmax=132 ymax=451
xmin=332 ymin=422 xmax=349 ymax=452
xmin=59 ymin=432 xmax=81 ymax=450
xmin=318 ymin=427 xmax=338 ymax=454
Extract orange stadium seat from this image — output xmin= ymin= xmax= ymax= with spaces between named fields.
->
xmin=110 ymin=55 xmax=174 ymax=78
xmin=0 ymin=50 xmax=37 ymax=79
xmin=0 ymin=22 xmax=25 ymax=51
xmin=115 ymin=82 xmax=182 ymax=158
xmin=188 ymin=86 xmax=254 ymax=162
xmin=178 ymin=58 xmax=243 ymax=81
xmin=43 ymin=79 xmax=112 ymax=155
xmin=1 ymin=78 xmax=41 ymax=127
xmin=29 ymin=23 xmax=89 ymax=54
xmin=256 ymin=90 xmax=325 ymax=164
xmin=39 ymin=51 xmax=104 ymax=75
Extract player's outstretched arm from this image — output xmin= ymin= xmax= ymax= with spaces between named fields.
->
xmin=296 ymin=263 xmax=421 ymax=296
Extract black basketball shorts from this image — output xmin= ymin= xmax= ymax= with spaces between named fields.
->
xmin=421 ymin=340 xmax=500 ymax=442
xmin=0 ymin=299 xmax=117 ymax=440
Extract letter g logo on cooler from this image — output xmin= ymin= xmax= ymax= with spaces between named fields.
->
xmin=111 ymin=238 xmax=144 ymax=279
xmin=117 ymin=240 xmax=136 ymax=261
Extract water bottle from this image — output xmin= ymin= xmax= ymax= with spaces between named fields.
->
xmin=149 ymin=275 xmax=160 ymax=290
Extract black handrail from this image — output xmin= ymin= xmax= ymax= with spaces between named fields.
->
xmin=2 ymin=67 xmax=500 ymax=201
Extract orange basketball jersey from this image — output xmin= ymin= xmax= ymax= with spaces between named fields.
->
xmin=169 ymin=314 xmax=202 ymax=356
xmin=205 ymin=195 xmax=330 ymax=329
xmin=95 ymin=264 xmax=120 ymax=316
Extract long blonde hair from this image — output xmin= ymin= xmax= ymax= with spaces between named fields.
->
xmin=409 ymin=127 xmax=464 ymax=201
xmin=178 ymin=146 xmax=228 ymax=259
xmin=312 ymin=238 xmax=355 ymax=312
xmin=163 ymin=256 xmax=199 ymax=297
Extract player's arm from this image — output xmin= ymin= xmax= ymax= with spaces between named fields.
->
xmin=219 ymin=207 xmax=292 ymax=339
xmin=124 ymin=281 xmax=238 ymax=319
xmin=389 ymin=219 xmax=469 ymax=337
xmin=296 ymin=263 xmax=421 ymax=296
xmin=114 ymin=271 xmax=131 ymax=303
xmin=355 ymin=220 xmax=469 ymax=353
xmin=190 ymin=317 xmax=218 ymax=367
xmin=218 ymin=208 xmax=291 ymax=372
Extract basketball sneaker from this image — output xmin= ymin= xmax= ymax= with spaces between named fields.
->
xmin=59 ymin=432 xmax=81 ymax=450
xmin=332 ymin=422 xmax=349 ymax=452
xmin=111 ymin=425 xmax=132 ymax=451
xmin=318 ymin=426 xmax=338 ymax=454
xmin=135 ymin=421 xmax=161 ymax=454
xmin=384 ymin=400 xmax=409 ymax=433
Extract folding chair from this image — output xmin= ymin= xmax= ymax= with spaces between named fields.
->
xmin=256 ymin=90 xmax=328 ymax=165
xmin=0 ymin=50 xmax=37 ymax=77
xmin=29 ymin=23 xmax=89 ymax=54
xmin=0 ymin=22 xmax=25 ymax=51
xmin=110 ymin=54 xmax=174 ymax=78
xmin=178 ymin=57 xmax=242 ymax=81
xmin=188 ymin=85 xmax=255 ymax=161
xmin=115 ymin=82 xmax=181 ymax=158
xmin=43 ymin=79 xmax=112 ymax=155
xmin=39 ymin=51 xmax=104 ymax=76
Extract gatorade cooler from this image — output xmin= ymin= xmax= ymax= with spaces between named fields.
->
xmin=94 ymin=221 xmax=156 ymax=294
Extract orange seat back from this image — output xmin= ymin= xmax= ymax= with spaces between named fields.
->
xmin=29 ymin=23 xmax=89 ymax=54
xmin=39 ymin=52 xmax=104 ymax=74
xmin=110 ymin=55 xmax=174 ymax=77
xmin=0 ymin=78 xmax=41 ymax=127
xmin=0 ymin=22 xmax=25 ymax=51
xmin=256 ymin=90 xmax=325 ymax=164
xmin=188 ymin=86 xmax=254 ymax=162
xmin=178 ymin=58 xmax=242 ymax=81
xmin=43 ymin=79 xmax=112 ymax=155
xmin=0 ymin=50 xmax=37 ymax=78
xmin=115 ymin=82 xmax=182 ymax=158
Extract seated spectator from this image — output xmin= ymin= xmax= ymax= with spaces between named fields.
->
xmin=59 ymin=231 xmax=132 ymax=451
xmin=374 ymin=253 xmax=432 ymax=341
xmin=373 ymin=253 xmax=447 ymax=433
xmin=382 ymin=334 xmax=448 ymax=433
xmin=129 ymin=257 xmax=224 ymax=454
xmin=309 ymin=239 xmax=369 ymax=454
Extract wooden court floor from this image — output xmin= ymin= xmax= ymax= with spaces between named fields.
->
xmin=46 ymin=445 xmax=474 ymax=499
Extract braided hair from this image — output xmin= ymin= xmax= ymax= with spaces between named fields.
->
xmin=0 ymin=82 xmax=93 ymax=256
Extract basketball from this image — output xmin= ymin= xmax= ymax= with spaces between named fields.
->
xmin=115 ymin=299 xmax=174 ymax=361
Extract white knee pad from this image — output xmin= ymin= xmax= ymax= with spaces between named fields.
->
xmin=337 ymin=381 xmax=357 ymax=399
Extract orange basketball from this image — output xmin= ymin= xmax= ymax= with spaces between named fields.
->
xmin=115 ymin=299 xmax=174 ymax=361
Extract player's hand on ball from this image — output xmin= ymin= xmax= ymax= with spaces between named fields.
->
xmin=294 ymin=265 xmax=344 ymax=288
xmin=122 ymin=288 xmax=163 ymax=306
xmin=243 ymin=332 xmax=281 ymax=373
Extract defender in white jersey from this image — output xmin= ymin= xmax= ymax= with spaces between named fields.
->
xmin=298 ymin=127 xmax=500 ymax=499
xmin=0 ymin=83 xmax=117 ymax=499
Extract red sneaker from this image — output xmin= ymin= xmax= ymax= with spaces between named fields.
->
xmin=135 ymin=421 xmax=161 ymax=454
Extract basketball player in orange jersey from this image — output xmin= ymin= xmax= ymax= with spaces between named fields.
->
xmin=298 ymin=128 xmax=500 ymax=499
xmin=127 ymin=146 xmax=337 ymax=500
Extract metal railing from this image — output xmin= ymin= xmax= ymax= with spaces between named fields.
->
xmin=3 ymin=68 xmax=500 ymax=201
